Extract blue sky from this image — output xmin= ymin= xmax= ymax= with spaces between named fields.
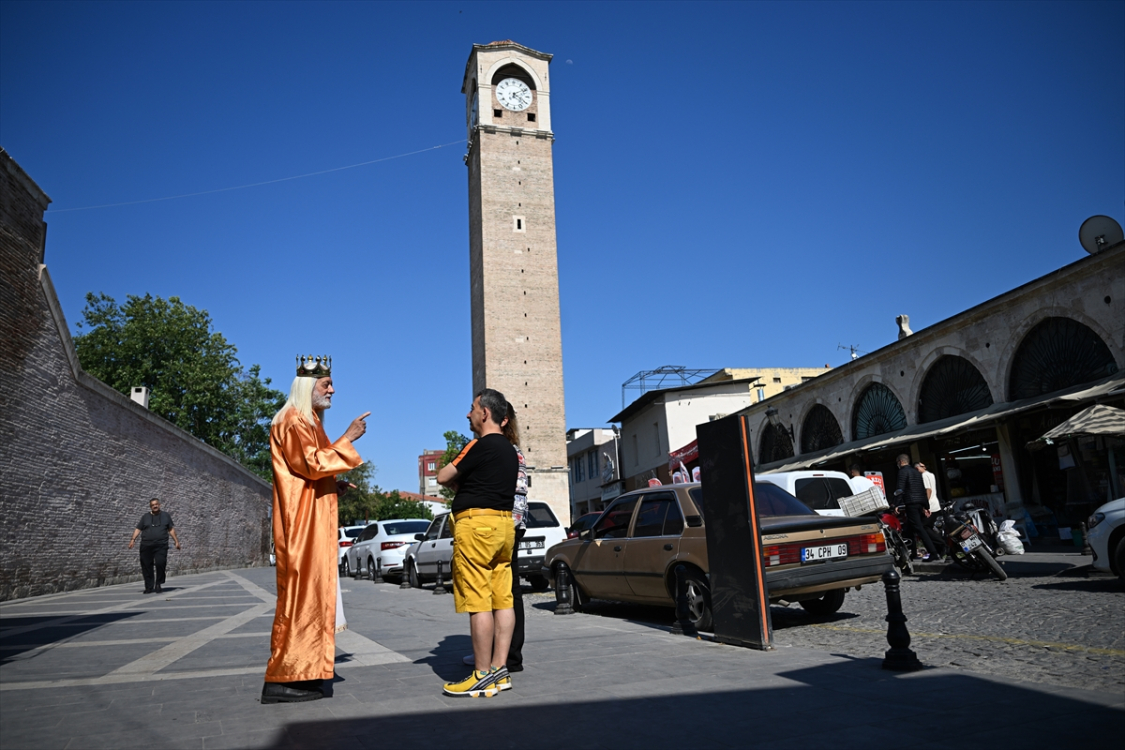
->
xmin=3 ymin=1 xmax=1123 ymax=494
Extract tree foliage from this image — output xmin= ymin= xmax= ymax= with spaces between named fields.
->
xmin=73 ymin=292 xmax=285 ymax=480
xmin=337 ymin=463 xmax=432 ymax=526
xmin=436 ymin=430 xmax=470 ymax=501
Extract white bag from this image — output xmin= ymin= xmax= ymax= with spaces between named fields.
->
xmin=997 ymin=528 xmax=1025 ymax=555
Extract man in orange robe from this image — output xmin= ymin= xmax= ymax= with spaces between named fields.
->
xmin=262 ymin=356 xmax=370 ymax=705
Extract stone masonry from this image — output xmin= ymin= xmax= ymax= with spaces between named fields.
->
xmin=0 ymin=148 xmax=271 ymax=601
xmin=463 ymin=42 xmax=569 ymax=521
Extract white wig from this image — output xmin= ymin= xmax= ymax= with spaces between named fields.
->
xmin=272 ymin=376 xmax=324 ymax=427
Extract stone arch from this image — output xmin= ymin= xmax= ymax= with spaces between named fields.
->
xmin=800 ymin=403 xmax=844 ymax=454
xmin=1007 ymin=316 xmax=1119 ymax=401
xmin=484 ymin=57 xmax=544 ymax=90
xmin=758 ymin=417 xmax=794 ymax=465
xmin=917 ymin=355 xmax=994 ymax=423
xmin=852 ymin=382 xmax=907 ymax=441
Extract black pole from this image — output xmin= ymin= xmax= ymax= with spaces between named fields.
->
xmin=433 ymin=559 xmax=447 ymax=595
xmin=373 ymin=557 xmax=384 ymax=584
xmin=670 ymin=565 xmax=699 ymax=637
xmin=554 ymin=566 xmax=574 ymax=615
xmin=881 ymin=569 xmax=923 ymax=671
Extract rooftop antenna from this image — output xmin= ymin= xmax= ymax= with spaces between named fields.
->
xmin=1079 ymin=215 xmax=1124 ymax=255
xmin=838 ymin=344 xmax=863 ymax=361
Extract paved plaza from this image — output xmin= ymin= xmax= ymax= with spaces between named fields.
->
xmin=1 ymin=550 xmax=1122 ymax=749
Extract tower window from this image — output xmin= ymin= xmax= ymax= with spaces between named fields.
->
xmin=514 ymin=216 xmax=526 ymax=232
xmin=494 ymin=109 xmax=502 ymax=118
xmin=527 ymin=113 xmax=536 ymax=122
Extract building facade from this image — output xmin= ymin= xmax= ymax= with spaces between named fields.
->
xmin=417 ymin=448 xmax=443 ymax=497
xmin=462 ymin=40 xmax=569 ymax=523
xmin=732 ymin=243 xmax=1124 ymax=537
xmin=700 ymin=367 xmax=831 ymax=404
xmin=566 ymin=428 xmax=620 ymax=520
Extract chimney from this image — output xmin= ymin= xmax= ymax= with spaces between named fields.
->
xmin=896 ymin=314 xmax=913 ymax=340
xmin=130 ymin=387 xmax=150 ymax=408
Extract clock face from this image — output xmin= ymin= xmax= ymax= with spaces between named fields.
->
xmin=496 ymin=78 xmax=532 ymax=112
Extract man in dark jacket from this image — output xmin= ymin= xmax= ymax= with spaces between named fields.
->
xmin=896 ymin=455 xmax=942 ymax=560
xmin=128 ymin=498 xmax=181 ymax=593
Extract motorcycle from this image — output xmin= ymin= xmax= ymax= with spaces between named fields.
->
xmin=876 ymin=507 xmax=914 ymax=575
xmin=956 ymin=500 xmax=1003 ymax=555
xmin=931 ymin=500 xmax=1008 ymax=581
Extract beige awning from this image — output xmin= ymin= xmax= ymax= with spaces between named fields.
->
xmin=1028 ymin=404 xmax=1125 ymax=449
xmin=758 ymin=372 xmax=1125 ymax=472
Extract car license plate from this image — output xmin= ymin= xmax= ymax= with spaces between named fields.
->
xmin=802 ymin=544 xmax=848 ymax=562
xmin=519 ymin=540 xmax=544 ymax=550
xmin=961 ymin=535 xmax=982 ymax=553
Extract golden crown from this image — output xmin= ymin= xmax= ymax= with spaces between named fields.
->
xmin=295 ymin=355 xmax=332 ymax=378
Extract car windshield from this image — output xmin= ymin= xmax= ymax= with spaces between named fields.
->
xmin=344 ymin=528 xmax=365 ymax=538
xmin=688 ymin=483 xmax=816 ymax=518
xmin=793 ymin=477 xmax=854 ymax=511
xmin=526 ymin=503 xmax=560 ymax=528
xmin=381 ymin=521 xmax=431 ymax=536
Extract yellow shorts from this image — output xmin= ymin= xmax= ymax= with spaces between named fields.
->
xmin=451 ymin=509 xmax=515 ymax=613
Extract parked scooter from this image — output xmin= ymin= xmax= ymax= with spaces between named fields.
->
xmin=931 ymin=500 xmax=1008 ymax=581
xmin=876 ymin=507 xmax=914 ymax=575
xmin=956 ymin=501 xmax=1003 ymax=555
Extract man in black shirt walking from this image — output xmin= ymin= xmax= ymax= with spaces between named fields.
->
xmin=895 ymin=455 xmax=942 ymax=561
xmin=129 ymin=498 xmax=181 ymax=593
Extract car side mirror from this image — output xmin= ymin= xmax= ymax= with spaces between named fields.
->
xmin=414 ymin=533 xmax=425 ymax=541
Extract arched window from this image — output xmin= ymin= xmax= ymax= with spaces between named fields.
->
xmin=491 ymin=63 xmax=536 ymax=89
xmin=801 ymin=404 xmax=844 ymax=453
xmin=759 ymin=423 xmax=794 ymax=465
xmin=853 ymin=383 xmax=907 ymax=440
xmin=917 ymin=356 xmax=993 ymax=423
xmin=1009 ymin=317 xmax=1118 ymax=400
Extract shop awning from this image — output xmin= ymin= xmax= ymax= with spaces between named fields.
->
xmin=668 ymin=439 xmax=699 ymax=470
xmin=758 ymin=372 xmax=1125 ymax=473
xmin=1027 ymin=404 xmax=1125 ymax=449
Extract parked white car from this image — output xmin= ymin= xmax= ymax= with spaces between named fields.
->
xmin=1087 ymin=497 xmax=1125 ymax=582
xmin=345 ymin=518 xmax=432 ymax=582
xmin=403 ymin=502 xmax=567 ymax=590
xmin=337 ymin=525 xmax=366 ymax=572
xmin=757 ymin=470 xmax=859 ymax=516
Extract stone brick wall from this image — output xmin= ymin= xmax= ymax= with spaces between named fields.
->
xmin=0 ymin=149 xmax=271 ymax=601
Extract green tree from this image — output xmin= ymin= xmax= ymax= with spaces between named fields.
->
xmin=336 ymin=463 xmax=432 ymax=525
xmin=436 ymin=430 xmax=470 ymax=501
xmin=73 ymin=292 xmax=285 ymax=481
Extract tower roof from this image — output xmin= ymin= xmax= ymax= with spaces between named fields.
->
xmin=463 ymin=40 xmax=552 ymax=93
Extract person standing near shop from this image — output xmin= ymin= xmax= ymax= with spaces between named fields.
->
xmin=896 ymin=455 xmax=943 ymax=561
xmin=847 ymin=464 xmax=878 ymax=496
xmin=128 ymin=498 xmax=181 ymax=594
xmin=915 ymin=462 xmax=941 ymax=513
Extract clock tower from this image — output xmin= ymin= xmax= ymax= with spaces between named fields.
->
xmin=462 ymin=41 xmax=569 ymax=522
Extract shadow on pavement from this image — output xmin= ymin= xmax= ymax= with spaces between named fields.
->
xmin=261 ymin=659 xmax=1124 ymax=748
xmin=412 ymin=634 xmax=473 ymax=680
xmin=0 ymin=612 xmax=143 ymax=662
xmin=1031 ymin=578 xmax=1125 ymax=593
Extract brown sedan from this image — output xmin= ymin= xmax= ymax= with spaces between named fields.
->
xmin=545 ymin=482 xmax=893 ymax=630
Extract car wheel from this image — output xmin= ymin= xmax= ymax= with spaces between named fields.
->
xmin=368 ymin=557 xmax=377 ymax=581
xmin=341 ymin=557 xmax=350 ymax=577
xmin=1113 ymin=537 xmax=1125 ymax=584
xmin=798 ymin=588 xmax=846 ymax=616
xmin=528 ymin=574 xmax=550 ymax=592
xmin=682 ymin=570 xmax=713 ymax=632
xmin=408 ymin=560 xmax=421 ymax=589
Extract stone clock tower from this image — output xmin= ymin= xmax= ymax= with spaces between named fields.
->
xmin=462 ymin=40 xmax=569 ymax=522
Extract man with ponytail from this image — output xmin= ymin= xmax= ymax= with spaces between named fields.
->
xmin=261 ymin=356 xmax=370 ymax=705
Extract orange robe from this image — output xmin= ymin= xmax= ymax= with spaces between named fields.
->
xmin=265 ymin=408 xmax=362 ymax=683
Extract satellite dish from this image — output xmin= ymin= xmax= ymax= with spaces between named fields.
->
xmin=1078 ymin=215 xmax=1124 ymax=255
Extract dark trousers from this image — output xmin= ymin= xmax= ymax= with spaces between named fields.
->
xmin=905 ymin=504 xmax=941 ymax=557
xmin=139 ymin=543 xmax=168 ymax=590
xmin=509 ymin=528 xmax=525 ymax=669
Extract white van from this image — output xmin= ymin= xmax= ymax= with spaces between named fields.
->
xmin=757 ymin=470 xmax=865 ymax=516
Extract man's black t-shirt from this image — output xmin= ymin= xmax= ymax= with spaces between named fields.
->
xmin=450 ymin=433 xmax=518 ymax=513
xmin=137 ymin=510 xmax=174 ymax=544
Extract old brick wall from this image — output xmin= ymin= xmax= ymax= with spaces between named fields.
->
xmin=0 ymin=149 xmax=272 ymax=601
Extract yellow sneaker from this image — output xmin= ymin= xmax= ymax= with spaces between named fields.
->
xmin=442 ymin=669 xmax=498 ymax=698
xmin=492 ymin=666 xmax=512 ymax=691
